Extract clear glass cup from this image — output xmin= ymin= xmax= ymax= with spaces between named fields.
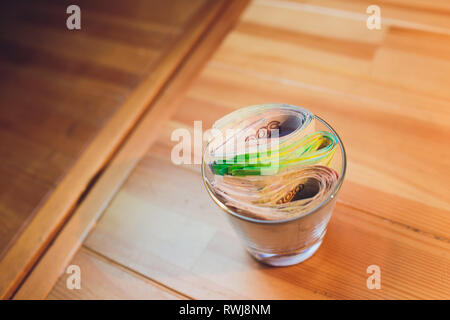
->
xmin=202 ymin=111 xmax=346 ymax=267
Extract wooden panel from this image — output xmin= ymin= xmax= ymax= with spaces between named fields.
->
xmin=47 ymin=247 xmax=184 ymax=300
xmin=44 ymin=0 xmax=450 ymax=299
xmin=83 ymin=151 xmax=449 ymax=299
xmin=0 ymin=167 xmax=52 ymax=254
xmin=215 ymin=2 xmax=450 ymax=98
xmin=0 ymin=0 xmax=224 ymax=299
xmin=283 ymin=0 xmax=450 ymax=31
xmin=176 ymin=64 xmax=450 ymax=239
xmin=243 ymin=0 xmax=388 ymax=44
xmin=13 ymin=0 xmax=249 ymax=300
xmin=84 ymin=154 xmax=328 ymax=300
xmin=0 ymin=128 xmax=73 ymax=187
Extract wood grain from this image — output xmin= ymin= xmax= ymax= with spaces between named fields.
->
xmin=14 ymin=0 xmax=249 ymax=300
xmin=82 ymin=152 xmax=449 ymax=299
xmin=177 ymin=64 xmax=450 ymax=239
xmin=284 ymin=0 xmax=450 ymax=33
xmin=47 ymin=247 xmax=184 ymax=300
xmin=0 ymin=0 xmax=223 ymax=299
xmin=31 ymin=0 xmax=450 ymax=299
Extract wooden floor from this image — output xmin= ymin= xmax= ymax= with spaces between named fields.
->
xmin=8 ymin=0 xmax=450 ymax=299
xmin=0 ymin=0 xmax=216 ymax=257
xmin=0 ymin=0 xmax=230 ymax=298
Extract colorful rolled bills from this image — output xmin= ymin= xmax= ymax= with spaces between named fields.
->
xmin=203 ymin=104 xmax=340 ymax=221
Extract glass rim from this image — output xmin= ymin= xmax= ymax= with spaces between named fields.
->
xmin=202 ymin=112 xmax=347 ymax=225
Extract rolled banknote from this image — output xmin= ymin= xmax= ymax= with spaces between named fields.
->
xmin=203 ymin=104 xmax=340 ymax=221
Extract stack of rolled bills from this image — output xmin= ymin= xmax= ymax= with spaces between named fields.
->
xmin=203 ymin=104 xmax=340 ymax=221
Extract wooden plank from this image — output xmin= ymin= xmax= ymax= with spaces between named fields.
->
xmin=372 ymin=47 xmax=450 ymax=99
xmin=83 ymin=152 xmax=449 ymax=299
xmin=235 ymin=21 xmax=379 ymax=60
xmin=272 ymin=0 xmax=450 ymax=33
xmin=10 ymin=4 xmax=182 ymax=50
xmin=0 ymin=23 xmax=159 ymax=75
xmin=13 ymin=0 xmax=249 ymax=300
xmin=73 ymin=0 xmax=449 ymax=299
xmin=206 ymin=57 xmax=450 ymax=128
xmin=73 ymin=0 xmax=208 ymax=27
xmin=244 ymin=0 xmax=388 ymax=44
xmin=171 ymin=65 xmax=450 ymax=239
xmin=37 ymin=0 xmax=450 ymax=299
xmin=215 ymin=2 xmax=450 ymax=98
xmin=0 ymin=167 xmax=52 ymax=258
xmin=0 ymin=0 xmax=219 ymax=265
xmin=0 ymin=62 xmax=127 ymax=128
xmin=0 ymin=0 xmax=174 ymax=262
xmin=0 ymin=128 xmax=71 ymax=187
xmin=0 ymin=93 xmax=98 ymax=159
xmin=0 ymin=0 xmax=223 ymax=299
xmin=217 ymin=28 xmax=374 ymax=78
xmin=47 ymin=247 xmax=185 ymax=300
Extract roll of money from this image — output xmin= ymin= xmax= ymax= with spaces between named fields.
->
xmin=204 ymin=104 xmax=340 ymax=221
